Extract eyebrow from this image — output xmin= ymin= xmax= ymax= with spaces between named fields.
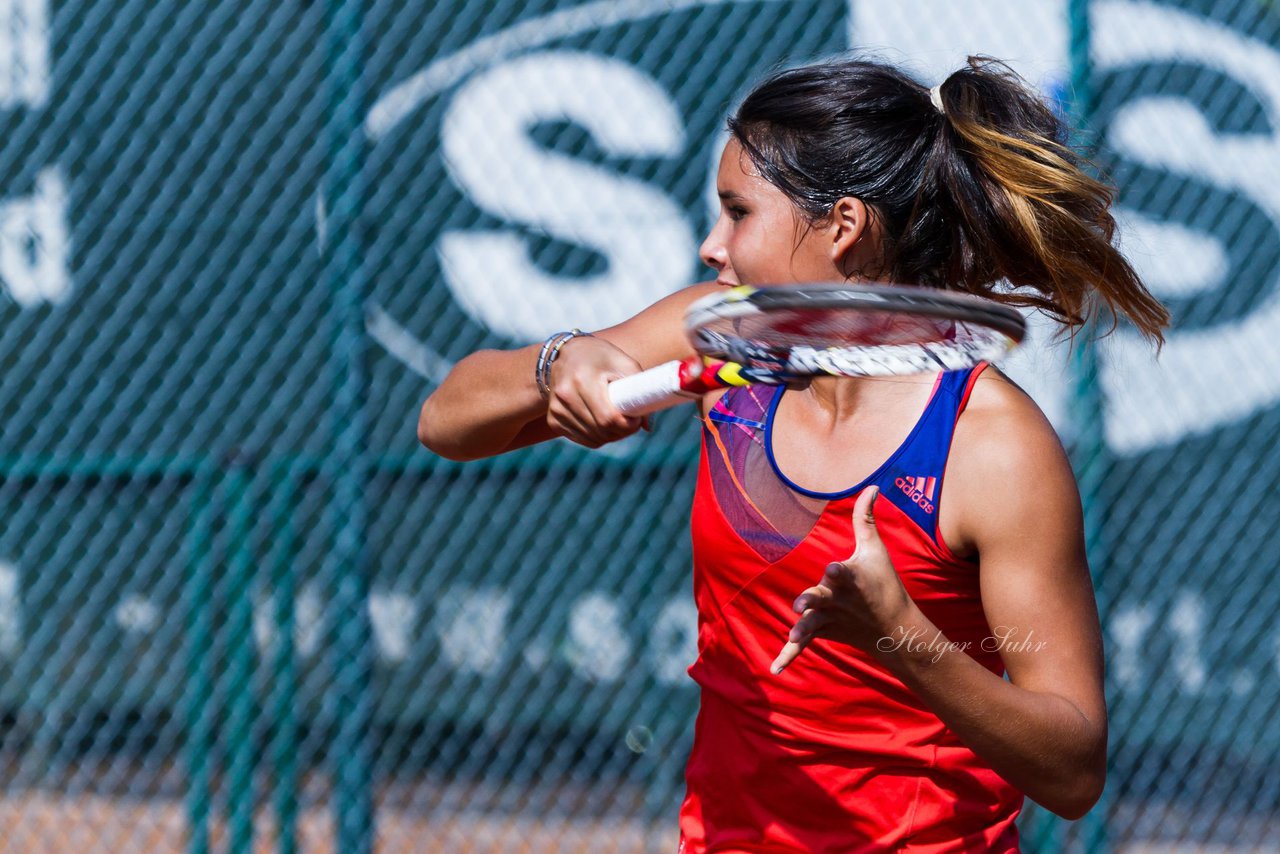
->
xmin=718 ymin=191 xmax=744 ymax=202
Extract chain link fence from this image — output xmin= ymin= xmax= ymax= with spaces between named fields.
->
xmin=0 ymin=0 xmax=1277 ymax=851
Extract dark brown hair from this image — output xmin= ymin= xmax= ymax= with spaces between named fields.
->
xmin=729 ymin=56 xmax=1170 ymax=345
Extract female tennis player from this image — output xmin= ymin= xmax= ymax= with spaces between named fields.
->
xmin=420 ymin=56 xmax=1168 ymax=852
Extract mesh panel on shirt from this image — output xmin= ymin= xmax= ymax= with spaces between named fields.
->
xmin=703 ymin=386 xmax=827 ymax=563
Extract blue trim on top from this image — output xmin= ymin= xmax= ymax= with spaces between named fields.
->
xmin=763 ymin=380 xmax=946 ymax=500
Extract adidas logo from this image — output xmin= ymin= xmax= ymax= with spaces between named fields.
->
xmin=895 ymin=475 xmax=936 ymax=514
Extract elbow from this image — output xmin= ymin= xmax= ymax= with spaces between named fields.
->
xmin=1046 ymin=774 xmax=1105 ymax=821
xmin=1040 ymin=741 xmax=1107 ymax=821
xmin=417 ymin=399 xmax=461 ymax=460
xmin=417 ymin=398 xmax=488 ymax=462
xmin=416 ymin=399 xmax=436 ymax=451
xmin=416 ymin=403 xmax=431 ymax=449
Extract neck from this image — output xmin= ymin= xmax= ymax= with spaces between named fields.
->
xmin=801 ymin=374 xmax=935 ymax=424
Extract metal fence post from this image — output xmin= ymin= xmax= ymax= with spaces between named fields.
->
xmin=225 ymin=455 xmax=260 ymax=854
xmin=1067 ymin=1 xmax=1111 ymax=851
xmin=270 ymin=461 xmax=301 ymax=854
xmin=186 ymin=461 xmax=216 ymax=854
xmin=326 ymin=0 xmax=375 ymax=850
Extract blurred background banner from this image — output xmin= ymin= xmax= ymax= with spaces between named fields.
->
xmin=0 ymin=0 xmax=1277 ymax=851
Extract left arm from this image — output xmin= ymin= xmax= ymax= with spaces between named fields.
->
xmin=773 ymin=379 xmax=1106 ymax=820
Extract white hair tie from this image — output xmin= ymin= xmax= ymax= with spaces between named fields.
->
xmin=929 ymin=83 xmax=946 ymax=113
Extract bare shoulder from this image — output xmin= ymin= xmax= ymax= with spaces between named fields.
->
xmin=942 ymin=365 xmax=1082 ymax=555
xmin=953 ymin=365 xmax=1071 ymax=472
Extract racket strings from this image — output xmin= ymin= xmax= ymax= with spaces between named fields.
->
xmin=690 ymin=284 xmax=1023 ymax=381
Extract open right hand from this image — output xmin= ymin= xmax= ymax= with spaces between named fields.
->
xmin=546 ymin=336 xmax=649 ymax=449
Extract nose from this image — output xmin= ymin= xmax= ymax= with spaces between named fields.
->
xmin=699 ymin=221 xmax=728 ymax=274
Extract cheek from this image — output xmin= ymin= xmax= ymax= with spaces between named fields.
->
xmin=747 ymin=231 xmax=793 ymax=279
xmin=728 ymin=225 xmax=781 ymax=274
xmin=785 ymin=232 xmax=836 ymax=280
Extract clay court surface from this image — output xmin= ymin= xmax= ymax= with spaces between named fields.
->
xmin=0 ymin=792 xmax=681 ymax=853
xmin=0 ymin=765 xmax=681 ymax=853
xmin=0 ymin=776 xmax=1274 ymax=853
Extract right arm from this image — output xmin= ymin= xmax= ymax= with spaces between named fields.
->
xmin=417 ymin=282 xmax=720 ymax=461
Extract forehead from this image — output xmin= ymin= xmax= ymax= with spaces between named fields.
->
xmin=716 ymin=138 xmax=770 ymax=192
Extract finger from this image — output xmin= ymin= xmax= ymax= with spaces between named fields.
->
xmin=547 ymin=396 xmax=593 ymax=441
xmin=547 ymin=399 xmax=605 ymax=448
xmin=774 ymin=608 xmax=835 ymax=674
xmin=581 ymin=380 xmax=644 ymax=437
xmin=572 ymin=383 xmax=612 ymax=436
xmin=792 ymin=584 xmax=834 ymax=613
xmin=788 ymin=608 xmax=830 ymax=644
xmin=849 ymin=485 xmax=882 ymax=562
xmin=559 ymin=373 xmax=640 ymax=441
xmin=771 ymin=640 xmax=807 ymax=675
xmin=554 ymin=381 xmax=634 ymax=444
xmin=820 ymin=560 xmax=856 ymax=591
xmin=560 ymin=429 xmax=604 ymax=450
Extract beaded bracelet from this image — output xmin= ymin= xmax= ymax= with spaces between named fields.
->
xmin=536 ymin=328 xmax=592 ymax=398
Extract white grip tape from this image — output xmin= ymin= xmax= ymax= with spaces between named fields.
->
xmin=607 ymin=360 xmax=697 ymax=416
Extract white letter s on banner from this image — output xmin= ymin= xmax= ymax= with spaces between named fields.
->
xmin=440 ymin=51 xmax=695 ymax=341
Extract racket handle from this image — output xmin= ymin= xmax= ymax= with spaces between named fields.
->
xmin=608 ymin=358 xmax=730 ymax=416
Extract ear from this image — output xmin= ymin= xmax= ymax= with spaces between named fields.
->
xmin=828 ymin=197 xmax=870 ymax=271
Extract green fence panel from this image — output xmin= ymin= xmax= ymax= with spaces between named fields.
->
xmin=1 ymin=1 xmax=1279 ymax=851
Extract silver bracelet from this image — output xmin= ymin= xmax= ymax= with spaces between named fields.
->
xmin=535 ymin=331 xmax=566 ymax=399
xmin=536 ymin=329 xmax=591 ymax=399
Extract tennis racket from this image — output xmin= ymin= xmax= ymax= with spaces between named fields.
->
xmin=607 ymin=283 xmax=1026 ymax=416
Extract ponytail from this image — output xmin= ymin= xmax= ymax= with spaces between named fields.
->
xmin=730 ymin=56 xmax=1170 ymax=346
xmin=920 ymin=56 xmax=1169 ymax=345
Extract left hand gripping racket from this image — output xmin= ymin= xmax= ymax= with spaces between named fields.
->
xmin=607 ymin=283 xmax=1027 ymax=416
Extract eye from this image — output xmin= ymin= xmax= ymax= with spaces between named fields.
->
xmin=726 ymin=205 xmax=749 ymax=222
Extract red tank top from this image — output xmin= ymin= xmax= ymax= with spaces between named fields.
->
xmin=678 ymin=363 xmax=1022 ymax=853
